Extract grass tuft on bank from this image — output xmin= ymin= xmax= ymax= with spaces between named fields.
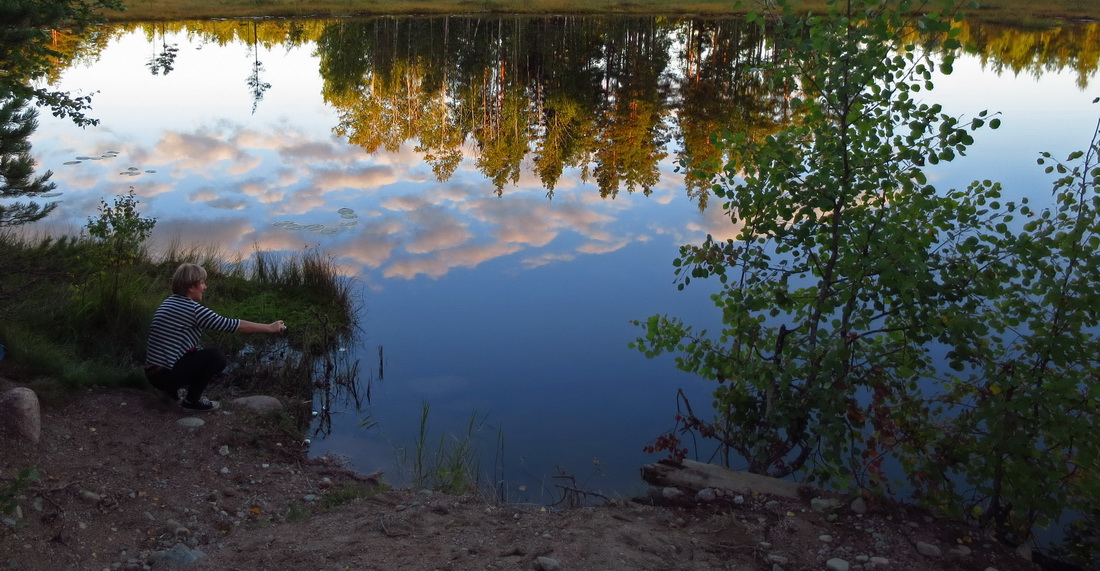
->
xmin=0 ymin=221 xmax=360 ymax=412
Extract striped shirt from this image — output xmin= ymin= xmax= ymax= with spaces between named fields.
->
xmin=146 ymin=294 xmax=240 ymax=368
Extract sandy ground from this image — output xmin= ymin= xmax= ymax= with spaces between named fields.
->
xmin=0 ymin=384 xmax=1042 ymax=571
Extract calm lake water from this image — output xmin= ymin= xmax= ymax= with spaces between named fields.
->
xmin=22 ymin=16 xmax=1100 ymax=501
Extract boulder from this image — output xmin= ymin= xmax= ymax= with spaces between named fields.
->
xmin=230 ymin=395 xmax=283 ymax=414
xmin=0 ymin=387 xmax=40 ymax=444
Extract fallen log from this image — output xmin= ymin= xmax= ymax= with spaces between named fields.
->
xmin=640 ymin=459 xmax=805 ymax=500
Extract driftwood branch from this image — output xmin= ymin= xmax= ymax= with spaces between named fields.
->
xmin=640 ymin=459 xmax=805 ymax=500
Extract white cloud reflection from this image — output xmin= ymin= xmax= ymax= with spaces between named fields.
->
xmin=27 ymin=28 xmax=735 ymax=290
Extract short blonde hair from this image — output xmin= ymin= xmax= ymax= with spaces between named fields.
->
xmin=171 ymin=263 xmax=207 ymax=296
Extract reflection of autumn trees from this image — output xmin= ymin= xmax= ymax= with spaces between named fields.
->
xmin=43 ymin=17 xmax=1100 ymax=198
xmin=955 ymin=20 xmax=1100 ymax=87
xmin=318 ymin=17 xmax=678 ymax=197
xmin=672 ymin=18 xmax=791 ymax=209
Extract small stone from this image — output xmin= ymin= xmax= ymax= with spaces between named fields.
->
xmin=218 ymin=445 xmax=229 ymax=456
xmin=819 ymin=534 xmax=833 ymax=543
xmin=219 ymin=467 xmax=230 ymax=475
xmin=811 ymin=497 xmax=843 ymax=513
xmin=766 ymin=554 xmax=788 ymax=565
xmin=79 ymin=490 xmax=102 ymax=502
xmin=850 ymin=497 xmax=867 ymax=514
xmin=534 ymin=556 xmax=561 ymax=571
xmin=229 ymin=396 xmax=283 ymax=414
xmin=149 ymin=543 xmax=205 ymax=567
xmin=758 ymin=541 xmax=772 ymax=549
xmin=695 ymin=488 xmax=717 ymax=502
xmin=949 ymin=545 xmax=973 ymax=558
xmin=916 ymin=541 xmax=942 ymax=557
xmin=177 ymin=417 xmax=205 ymax=428
xmin=826 ymin=558 xmax=850 ymax=571
xmin=661 ymin=487 xmax=684 ymax=500
xmin=870 ymin=556 xmax=890 ymax=567
xmin=734 ymin=495 xmax=745 ymax=505
xmin=303 ymin=494 xmax=317 ymax=502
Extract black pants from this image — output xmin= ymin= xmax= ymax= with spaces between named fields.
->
xmin=146 ymin=348 xmax=227 ymax=403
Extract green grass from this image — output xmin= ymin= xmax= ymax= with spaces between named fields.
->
xmin=99 ymin=0 xmax=1100 ymax=23
xmin=317 ymin=482 xmax=388 ymax=509
xmin=399 ymin=403 xmax=496 ymax=495
xmin=0 ymin=228 xmax=360 ymax=413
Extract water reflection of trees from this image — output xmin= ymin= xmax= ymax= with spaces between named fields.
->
xmin=317 ymin=17 xmax=750 ymax=198
xmin=49 ymin=17 xmax=1100 ymax=199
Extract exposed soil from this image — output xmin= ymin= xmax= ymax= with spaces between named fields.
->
xmin=1 ymin=382 xmax=1042 ymax=571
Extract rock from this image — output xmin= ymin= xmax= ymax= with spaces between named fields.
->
xmin=916 ymin=541 xmax=942 ymax=557
xmin=149 ymin=543 xmax=205 ymax=567
xmin=850 ymin=496 xmax=867 ymax=514
xmin=870 ymin=556 xmax=890 ymax=567
xmin=79 ymin=490 xmax=102 ymax=503
xmin=695 ymin=488 xmax=717 ymax=502
xmin=1016 ymin=543 xmax=1032 ymax=561
xmin=826 ymin=558 xmax=850 ymax=571
xmin=0 ymin=387 xmax=40 ymax=443
xmin=218 ymin=445 xmax=229 ymax=456
xmin=811 ymin=497 xmax=842 ymax=514
xmin=819 ymin=534 xmax=833 ymax=543
xmin=177 ymin=417 xmax=204 ymax=428
xmin=660 ymin=487 xmax=684 ymax=500
xmin=949 ymin=545 xmax=972 ymax=558
xmin=534 ymin=556 xmax=561 ymax=570
xmin=229 ymin=396 xmax=283 ymax=414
